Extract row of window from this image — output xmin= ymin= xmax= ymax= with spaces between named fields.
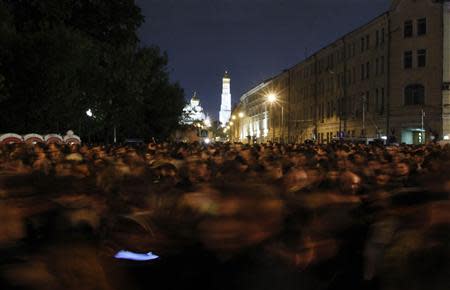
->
xmin=317 ymin=130 xmax=367 ymax=144
xmin=404 ymin=18 xmax=427 ymax=38
xmin=404 ymin=49 xmax=427 ymax=69
xmin=314 ymin=87 xmax=386 ymax=122
xmin=292 ymin=83 xmax=422 ymax=121
xmin=299 ymin=27 xmax=387 ymax=80
xmin=291 ymin=19 xmax=427 ymax=94
xmin=296 ymin=57 xmax=387 ymax=99
xmin=361 ymin=27 xmax=386 ymax=52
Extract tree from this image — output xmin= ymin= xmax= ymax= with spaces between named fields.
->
xmin=0 ymin=0 xmax=184 ymax=141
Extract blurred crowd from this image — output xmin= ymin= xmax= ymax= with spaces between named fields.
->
xmin=0 ymin=142 xmax=449 ymax=290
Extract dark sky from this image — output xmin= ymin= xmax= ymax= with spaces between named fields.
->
xmin=136 ymin=0 xmax=390 ymax=120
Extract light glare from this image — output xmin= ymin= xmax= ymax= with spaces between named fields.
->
xmin=267 ymin=94 xmax=277 ymax=103
xmin=114 ymin=250 xmax=159 ymax=261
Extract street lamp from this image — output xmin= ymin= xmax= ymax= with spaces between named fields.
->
xmin=86 ymin=109 xmax=93 ymax=118
xmin=267 ymin=94 xmax=277 ymax=104
xmin=238 ymin=112 xmax=245 ymax=118
xmin=266 ymin=93 xmax=284 ymax=143
xmin=204 ymin=117 xmax=211 ymax=128
xmin=232 ymin=115 xmax=237 ymax=120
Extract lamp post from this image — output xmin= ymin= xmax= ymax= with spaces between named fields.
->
xmin=85 ymin=109 xmax=94 ymax=144
xmin=267 ymin=93 xmax=284 ymax=143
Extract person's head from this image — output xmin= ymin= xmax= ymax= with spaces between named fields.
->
xmin=339 ymin=171 xmax=362 ymax=195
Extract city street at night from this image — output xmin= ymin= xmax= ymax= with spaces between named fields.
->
xmin=1 ymin=0 xmax=449 ymax=289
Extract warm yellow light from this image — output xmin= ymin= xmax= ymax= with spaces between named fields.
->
xmin=238 ymin=112 xmax=245 ymax=118
xmin=229 ymin=122 xmax=234 ymax=126
xmin=232 ymin=115 xmax=237 ymax=120
xmin=204 ymin=117 xmax=211 ymax=127
xmin=267 ymin=93 xmax=277 ymax=103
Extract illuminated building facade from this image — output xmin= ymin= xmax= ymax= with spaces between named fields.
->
xmin=181 ymin=92 xmax=206 ymax=125
xmin=232 ymin=0 xmax=450 ymax=144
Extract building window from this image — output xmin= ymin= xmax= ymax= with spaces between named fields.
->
xmin=380 ymin=88 xmax=385 ymax=115
xmin=418 ymin=49 xmax=427 ymax=67
xmin=361 ymin=64 xmax=365 ymax=80
xmin=366 ymin=62 xmax=370 ymax=79
xmin=375 ymin=58 xmax=379 ymax=75
xmin=380 ymin=56 xmax=385 ymax=74
xmin=366 ymin=91 xmax=370 ymax=113
xmin=404 ymin=20 xmax=413 ymax=38
xmin=376 ymin=30 xmax=379 ymax=47
xmin=375 ymin=89 xmax=379 ymax=113
xmin=404 ymin=51 xmax=413 ymax=69
xmin=366 ymin=35 xmax=370 ymax=49
xmin=417 ymin=18 xmax=427 ymax=36
xmin=405 ymin=84 xmax=425 ymax=105
xmin=381 ymin=28 xmax=385 ymax=44
xmin=361 ymin=37 xmax=365 ymax=52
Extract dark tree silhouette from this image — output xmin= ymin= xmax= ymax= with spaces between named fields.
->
xmin=0 ymin=0 xmax=184 ymax=141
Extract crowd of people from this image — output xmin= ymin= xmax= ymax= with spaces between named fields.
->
xmin=0 ymin=141 xmax=449 ymax=290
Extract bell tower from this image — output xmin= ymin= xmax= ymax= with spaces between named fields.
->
xmin=219 ymin=71 xmax=232 ymax=126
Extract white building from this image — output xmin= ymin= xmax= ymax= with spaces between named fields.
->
xmin=181 ymin=92 xmax=207 ymax=125
xmin=219 ymin=71 xmax=232 ymax=126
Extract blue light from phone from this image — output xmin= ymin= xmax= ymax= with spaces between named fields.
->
xmin=114 ymin=250 xmax=159 ymax=261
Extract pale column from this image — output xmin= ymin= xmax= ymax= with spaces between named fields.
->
xmin=219 ymin=71 xmax=232 ymax=126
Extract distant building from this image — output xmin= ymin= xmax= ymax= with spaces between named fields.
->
xmin=219 ymin=71 xmax=232 ymax=126
xmin=181 ymin=92 xmax=206 ymax=125
xmin=233 ymin=0 xmax=450 ymax=145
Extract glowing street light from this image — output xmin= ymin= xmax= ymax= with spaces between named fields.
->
xmin=238 ymin=112 xmax=245 ymax=118
xmin=204 ymin=117 xmax=211 ymax=128
xmin=86 ymin=109 xmax=93 ymax=118
xmin=230 ymin=121 xmax=234 ymax=126
xmin=267 ymin=93 xmax=277 ymax=104
xmin=232 ymin=115 xmax=237 ymax=120
xmin=266 ymin=93 xmax=285 ymax=143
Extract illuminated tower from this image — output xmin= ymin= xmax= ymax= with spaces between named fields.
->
xmin=219 ymin=71 xmax=232 ymax=126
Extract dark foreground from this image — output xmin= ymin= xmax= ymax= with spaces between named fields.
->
xmin=0 ymin=142 xmax=449 ymax=290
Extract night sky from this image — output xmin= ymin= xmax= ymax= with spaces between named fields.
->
xmin=136 ymin=0 xmax=390 ymax=120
